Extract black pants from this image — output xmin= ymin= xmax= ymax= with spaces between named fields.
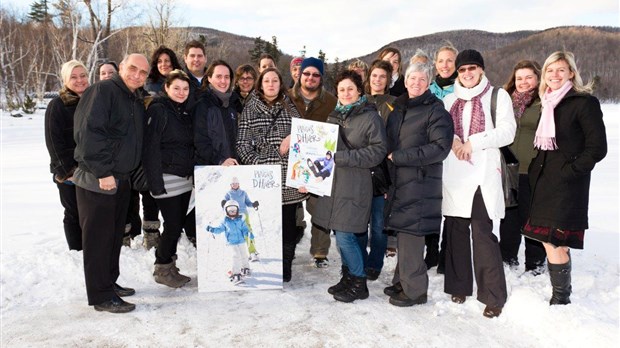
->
xmin=444 ymin=187 xmax=507 ymax=308
xmin=499 ymin=174 xmax=545 ymax=268
xmin=154 ymin=191 xmax=192 ymax=264
xmin=56 ymin=180 xmax=82 ymax=250
xmin=76 ymin=180 xmax=131 ymax=305
xmin=126 ymin=190 xmax=160 ymax=237
xmin=282 ymin=203 xmax=299 ymax=260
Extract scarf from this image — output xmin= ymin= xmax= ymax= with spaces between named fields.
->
xmin=59 ymin=87 xmax=80 ymax=106
xmin=335 ymin=95 xmax=367 ymax=116
xmin=534 ymin=81 xmax=573 ymax=150
xmin=209 ymin=85 xmax=232 ymax=108
xmin=434 ymin=71 xmax=458 ymax=88
xmin=450 ymin=80 xmax=491 ymax=140
xmin=511 ymin=89 xmax=535 ymax=119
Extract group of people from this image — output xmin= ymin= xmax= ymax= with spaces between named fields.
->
xmin=44 ymin=38 xmax=606 ymax=316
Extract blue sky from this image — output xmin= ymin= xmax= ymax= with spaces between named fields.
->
xmin=4 ymin=0 xmax=619 ymax=60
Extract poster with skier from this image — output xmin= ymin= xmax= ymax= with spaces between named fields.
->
xmin=195 ymin=165 xmax=283 ymax=292
xmin=285 ymin=118 xmax=338 ymax=196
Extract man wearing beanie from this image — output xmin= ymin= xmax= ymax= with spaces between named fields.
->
xmin=289 ymin=57 xmax=337 ymax=268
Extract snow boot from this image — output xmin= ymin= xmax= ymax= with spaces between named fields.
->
xmin=122 ymin=223 xmax=132 ymax=247
xmin=153 ymin=262 xmax=187 ymax=288
xmin=142 ymin=220 xmax=161 ymax=250
xmin=328 ymin=266 xmax=351 ymax=295
xmin=389 ymin=291 xmax=427 ymax=307
xmin=333 ymin=275 xmax=369 ymax=303
xmin=171 ymin=259 xmax=191 ymax=284
xmin=384 ymin=282 xmax=403 ymax=297
xmin=548 ymin=259 xmax=572 ymax=305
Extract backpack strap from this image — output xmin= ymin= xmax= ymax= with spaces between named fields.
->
xmin=490 ymin=86 xmax=499 ymax=128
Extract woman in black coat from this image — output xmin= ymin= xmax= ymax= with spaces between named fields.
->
xmin=383 ymin=62 xmax=453 ymax=307
xmin=143 ymin=69 xmax=195 ymax=288
xmin=194 ymin=60 xmax=241 ymax=167
xmin=523 ymin=51 xmax=607 ymax=305
xmin=44 ymin=60 xmax=89 ymax=250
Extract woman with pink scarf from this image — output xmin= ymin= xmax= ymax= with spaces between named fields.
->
xmin=441 ymin=49 xmax=516 ymax=318
xmin=523 ymin=51 xmax=607 ymax=305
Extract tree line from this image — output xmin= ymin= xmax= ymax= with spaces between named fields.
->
xmin=2 ymin=1 xmax=618 ymax=113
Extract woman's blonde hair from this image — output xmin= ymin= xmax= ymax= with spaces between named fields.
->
xmin=539 ymin=51 xmax=593 ymax=96
xmin=60 ymin=60 xmax=87 ymax=86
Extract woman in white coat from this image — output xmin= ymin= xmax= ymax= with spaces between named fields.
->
xmin=441 ymin=49 xmax=516 ymax=318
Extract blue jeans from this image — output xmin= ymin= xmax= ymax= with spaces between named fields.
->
xmin=335 ymin=231 xmax=367 ymax=277
xmin=362 ymin=195 xmax=388 ymax=272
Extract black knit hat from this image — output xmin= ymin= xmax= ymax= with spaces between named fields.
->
xmin=300 ymin=57 xmax=324 ymax=76
xmin=455 ymin=49 xmax=485 ymax=70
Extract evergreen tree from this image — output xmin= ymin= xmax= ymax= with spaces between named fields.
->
xmin=248 ymin=36 xmax=282 ymax=64
xmin=28 ymin=0 xmax=52 ymax=23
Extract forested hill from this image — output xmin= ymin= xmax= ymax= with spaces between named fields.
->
xmin=354 ymin=26 xmax=620 ymax=101
xmin=186 ymin=26 xmax=619 ymax=100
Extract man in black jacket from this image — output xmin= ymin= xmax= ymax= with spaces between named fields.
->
xmin=73 ymin=53 xmax=149 ymax=313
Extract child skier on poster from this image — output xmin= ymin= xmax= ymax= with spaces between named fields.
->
xmin=207 ymin=200 xmax=252 ymax=284
xmin=221 ymin=177 xmax=260 ymax=261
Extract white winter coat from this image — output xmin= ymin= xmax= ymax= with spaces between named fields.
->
xmin=441 ymin=76 xmax=516 ymax=220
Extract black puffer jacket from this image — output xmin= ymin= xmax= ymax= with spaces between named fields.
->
xmin=73 ymin=74 xmax=145 ymax=180
xmin=194 ymin=88 xmax=241 ymax=165
xmin=528 ymin=89 xmax=607 ymax=230
xmin=384 ymin=90 xmax=454 ymax=236
xmin=45 ymin=88 xmax=80 ymax=181
xmin=143 ymin=96 xmax=194 ymax=195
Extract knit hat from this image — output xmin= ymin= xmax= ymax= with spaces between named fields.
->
xmin=455 ymin=49 xmax=485 ymax=70
xmin=290 ymin=57 xmax=303 ymax=68
xmin=300 ymin=57 xmax=324 ymax=76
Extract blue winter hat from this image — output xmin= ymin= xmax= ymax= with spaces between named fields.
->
xmin=300 ymin=57 xmax=324 ymax=76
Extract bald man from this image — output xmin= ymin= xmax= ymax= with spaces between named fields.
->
xmin=73 ymin=54 xmax=150 ymax=313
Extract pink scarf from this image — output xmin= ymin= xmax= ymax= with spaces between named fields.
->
xmin=534 ymin=81 xmax=573 ymax=150
xmin=450 ymin=81 xmax=491 ymax=140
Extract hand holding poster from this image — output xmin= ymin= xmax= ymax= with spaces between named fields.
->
xmin=285 ymin=118 xmax=338 ymax=196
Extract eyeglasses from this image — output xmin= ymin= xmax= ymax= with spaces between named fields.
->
xmin=302 ymin=72 xmax=321 ymax=78
xmin=239 ymin=77 xmax=254 ymax=82
xmin=457 ymin=66 xmax=479 ymax=73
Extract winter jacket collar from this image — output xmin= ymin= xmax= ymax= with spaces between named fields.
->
xmin=59 ymin=87 xmax=80 ymax=106
xmin=110 ymin=74 xmax=145 ymax=101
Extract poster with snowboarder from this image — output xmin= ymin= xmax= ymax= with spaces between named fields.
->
xmin=285 ymin=118 xmax=338 ymax=196
xmin=195 ymin=165 xmax=282 ymax=292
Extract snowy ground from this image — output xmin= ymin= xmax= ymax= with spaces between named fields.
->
xmin=1 ymin=105 xmax=619 ymax=347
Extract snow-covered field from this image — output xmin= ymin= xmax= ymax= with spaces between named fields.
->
xmin=1 ymin=105 xmax=619 ymax=347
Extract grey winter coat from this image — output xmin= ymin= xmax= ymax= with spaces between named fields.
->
xmin=311 ymin=101 xmax=387 ymax=233
xmin=384 ymin=90 xmax=454 ymax=236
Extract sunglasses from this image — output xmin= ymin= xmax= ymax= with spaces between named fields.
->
xmin=239 ymin=77 xmax=254 ymax=82
xmin=302 ymin=72 xmax=321 ymax=78
xmin=457 ymin=66 xmax=479 ymax=73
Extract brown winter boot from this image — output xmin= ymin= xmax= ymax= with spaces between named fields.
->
xmin=171 ymin=259 xmax=191 ymax=284
xmin=142 ymin=220 xmax=161 ymax=250
xmin=153 ymin=262 xmax=188 ymax=288
xmin=122 ymin=223 xmax=132 ymax=247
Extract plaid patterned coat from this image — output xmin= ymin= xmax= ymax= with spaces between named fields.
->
xmin=236 ymin=92 xmax=308 ymax=205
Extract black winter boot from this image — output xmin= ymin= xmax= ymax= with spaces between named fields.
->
xmin=328 ymin=266 xmax=351 ymax=295
xmin=548 ymin=259 xmax=572 ymax=305
xmin=282 ymin=242 xmax=296 ymax=282
xmin=333 ymin=275 xmax=369 ymax=303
